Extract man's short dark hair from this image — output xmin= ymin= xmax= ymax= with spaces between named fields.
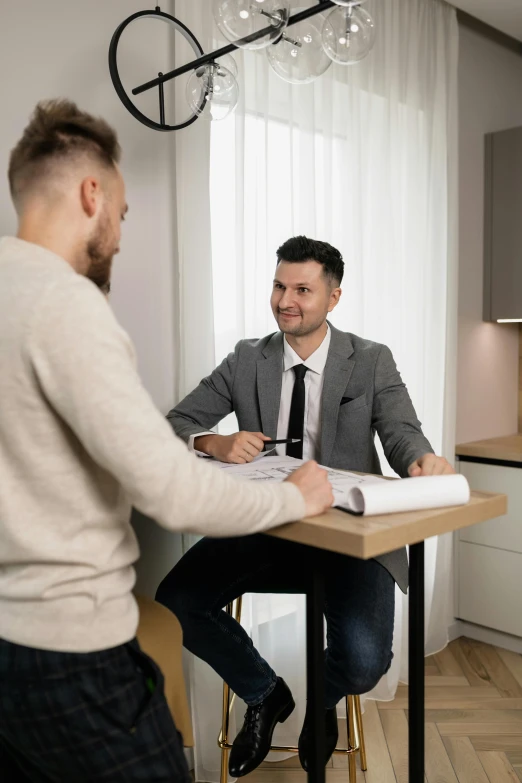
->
xmin=8 ymin=99 xmax=121 ymax=206
xmin=276 ymin=236 xmax=344 ymax=286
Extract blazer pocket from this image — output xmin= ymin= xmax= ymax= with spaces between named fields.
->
xmin=339 ymin=393 xmax=367 ymax=413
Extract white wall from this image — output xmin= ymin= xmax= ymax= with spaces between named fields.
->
xmin=0 ymin=0 xmax=183 ymax=595
xmin=457 ymin=25 xmax=522 ymax=444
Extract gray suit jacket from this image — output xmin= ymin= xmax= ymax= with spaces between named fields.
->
xmin=167 ymin=324 xmax=434 ymax=592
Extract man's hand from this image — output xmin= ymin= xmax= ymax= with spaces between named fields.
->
xmin=285 ymin=461 xmax=334 ymax=517
xmin=408 ymin=453 xmax=455 ymax=477
xmin=194 ymin=432 xmax=272 ymax=464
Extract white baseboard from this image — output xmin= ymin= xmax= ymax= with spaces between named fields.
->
xmin=449 ymin=618 xmax=522 ymax=654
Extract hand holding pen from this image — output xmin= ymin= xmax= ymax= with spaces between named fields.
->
xmin=193 ymin=431 xmax=301 ymax=464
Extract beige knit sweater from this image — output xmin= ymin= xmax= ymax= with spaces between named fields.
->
xmin=0 ymin=237 xmax=305 ymax=653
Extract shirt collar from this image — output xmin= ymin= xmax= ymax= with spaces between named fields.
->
xmin=283 ymin=324 xmax=331 ymax=376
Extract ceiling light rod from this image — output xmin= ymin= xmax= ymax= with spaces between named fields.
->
xmin=132 ymin=0 xmax=335 ymax=96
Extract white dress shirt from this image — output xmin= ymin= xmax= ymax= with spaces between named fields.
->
xmin=276 ymin=325 xmax=331 ymax=461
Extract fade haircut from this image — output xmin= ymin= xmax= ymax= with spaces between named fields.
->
xmin=276 ymin=236 xmax=344 ymax=286
xmin=8 ymin=99 xmax=121 ymax=207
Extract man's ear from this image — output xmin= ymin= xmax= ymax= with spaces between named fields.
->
xmin=80 ymin=176 xmax=101 ymax=218
xmin=328 ymin=286 xmax=342 ymax=312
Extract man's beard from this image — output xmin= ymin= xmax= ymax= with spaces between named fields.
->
xmin=86 ymin=211 xmax=114 ymax=290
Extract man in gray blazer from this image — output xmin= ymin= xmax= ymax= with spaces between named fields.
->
xmin=157 ymin=236 xmax=453 ymax=776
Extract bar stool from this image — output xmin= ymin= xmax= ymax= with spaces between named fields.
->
xmin=135 ymin=594 xmax=194 ymax=748
xmin=217 ymin=597 xmax=368 ymax=783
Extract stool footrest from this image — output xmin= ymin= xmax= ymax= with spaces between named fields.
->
xmin=218 ymin=738 xmax=360 ymax=755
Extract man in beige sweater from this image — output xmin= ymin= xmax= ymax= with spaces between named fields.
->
xmin=0 ymin=100 xmax=333 ymax=782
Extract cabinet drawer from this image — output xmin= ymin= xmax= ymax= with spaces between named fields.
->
xmin=459 ymin=461 xmax=521 ymax=552
xmin=458 ymin=541 xmax=522 ymax=637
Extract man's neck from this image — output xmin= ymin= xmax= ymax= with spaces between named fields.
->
xmin=285 ymin=321 xmax=328 ymax=361
xmin=17 ymin=217 xmax=85 ymax=275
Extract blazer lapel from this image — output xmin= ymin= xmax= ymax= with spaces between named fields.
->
xmin=320 ymin=325 xmax=355 ymax=465
xmin=256 ymin=333 xmax=284 ymax=438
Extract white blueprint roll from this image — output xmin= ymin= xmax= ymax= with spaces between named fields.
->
xmin=348 ymin=474 xmax=471 ymax=516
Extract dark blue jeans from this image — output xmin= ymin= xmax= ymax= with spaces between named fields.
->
xmin=156 ymin=534 xmax=395 ymax=709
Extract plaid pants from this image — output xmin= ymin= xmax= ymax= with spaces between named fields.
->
xmin=0 ymin=637 xmax=190 ymax=782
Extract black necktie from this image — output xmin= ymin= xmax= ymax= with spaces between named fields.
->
xmin=287 ymin=364 xmax=308 ymax=459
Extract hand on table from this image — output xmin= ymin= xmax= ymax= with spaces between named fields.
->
xmin=408 ymin=453 xmax=455 ymax=477
xmin=285 ymin=461 xmax=334 ymax=517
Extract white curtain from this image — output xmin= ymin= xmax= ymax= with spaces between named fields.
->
xmin=173 ymin=1 xmax=459 ymax=780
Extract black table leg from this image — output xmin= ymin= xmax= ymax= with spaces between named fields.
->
xmin=306 ymin=567 xmax=325 ymax=783
xmin=409 ymin=541 xmax=425 ymax=783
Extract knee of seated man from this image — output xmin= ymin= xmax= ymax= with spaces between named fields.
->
xmin=331 ymin=636 xmax=393 ymax=695
xmin=353 ymin=650 xmax=392 ymax=694
xmin=155 ymin=569 xmax=195 ymax=621
xmin=155 ymin=564 xmax=217 ymax=629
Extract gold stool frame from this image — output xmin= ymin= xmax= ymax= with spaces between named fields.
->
xmin=217 ymin=597 xmax=368 ymax=783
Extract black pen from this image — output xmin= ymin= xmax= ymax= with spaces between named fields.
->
xmin=263 ymin=438 xmax=301 ymax=446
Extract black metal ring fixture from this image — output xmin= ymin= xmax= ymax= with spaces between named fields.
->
xmin=109 ymin=2 xmax=336 ymax=132
xmin=108 ymin=6 xmax=205 ymax=132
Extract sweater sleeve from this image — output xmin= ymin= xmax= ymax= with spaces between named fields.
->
xmin=27 ymin=279 xmax=306 ymax=536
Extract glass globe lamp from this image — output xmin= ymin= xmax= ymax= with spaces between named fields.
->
xmin=219 ymin=53 xmax=239 ymax=78
xmin=186 ymin=62 xmax=239 ymax=121
xmin=266 ymin=10 xmax=332 ymax=84
xmin=331 ymin=0 xmax=366 ymax=6
xmin=322 ymin=3 xmax=376 ymax=65
xmin=213 ymin=0 xmax=291 ymax=50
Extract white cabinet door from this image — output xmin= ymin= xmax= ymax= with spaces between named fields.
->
xmin=459 ymin=461 xmax=522 ymax=553
xmin=458 ymin=540 xmax=522 ymax=637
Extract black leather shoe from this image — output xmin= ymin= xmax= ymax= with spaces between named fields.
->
xmin=229 ymin=678 xmax=295 ymax=777
xmin=298 ymin=706 xmax=339 ymax=772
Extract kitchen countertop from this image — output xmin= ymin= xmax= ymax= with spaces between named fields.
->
xmin=456 ymin=434 xmax=522 ymax=464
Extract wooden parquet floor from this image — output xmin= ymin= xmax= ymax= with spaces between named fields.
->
xmin=240 ymin=637 xmax=522 ymax=783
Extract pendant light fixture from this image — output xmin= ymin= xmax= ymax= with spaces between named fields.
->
xmin=109 ymin=1 xmax=377 ymax=132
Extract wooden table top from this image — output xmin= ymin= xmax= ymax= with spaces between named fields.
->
xmin=456 ymin=434 xmax=522 ymax=464
xmin=267 ymin=490 xmax=507 ymax=560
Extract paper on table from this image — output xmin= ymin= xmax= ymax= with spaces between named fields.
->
xmin=207 ymin=455 xmax=385 ymax=508
xmin=206 ymin=455 xmax=470 ymax=517
xmin=345 ymin=474 xmax=471 ymax=516
xmin=207 ymin=455 xmax=303 ymax=473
